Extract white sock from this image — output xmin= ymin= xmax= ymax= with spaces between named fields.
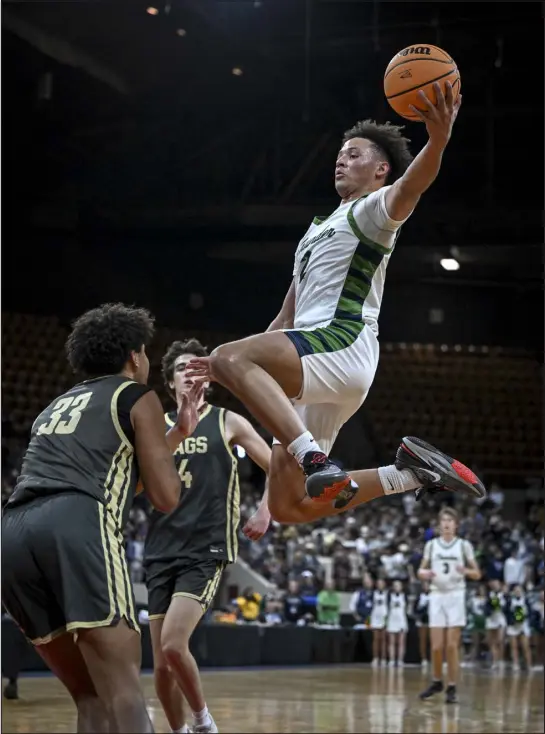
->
xmin=172 ymin=726 xmax=190 ymax=734
xmin=193 ymin=705 xmax=211 ymax=725
xmin=287 ymin=431 xmax=324 ymax=465
xmin=378 ymin=465 xmax=422 ymax=495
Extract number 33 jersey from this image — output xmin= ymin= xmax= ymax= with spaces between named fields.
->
xmin=144 ymin=405 xmax=240 ymax=566
xmin=7 ymin=376 xmax=151 ymax=532
xmin=423 ymin=536 xmax=476 ymax=592
xmin=292 ymin=186 xmax=410 ymax=336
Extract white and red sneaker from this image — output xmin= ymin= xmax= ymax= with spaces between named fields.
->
xmin=395 ymin=436 xmax=486 ymax=501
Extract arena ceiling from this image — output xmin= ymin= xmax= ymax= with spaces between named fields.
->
xmin=3 ymin=0 xmax=542 ymax=287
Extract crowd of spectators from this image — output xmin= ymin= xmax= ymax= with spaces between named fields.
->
xmin=236 ymin=475 xmax=544 ymax=595
xmin=3 ymin=422 xmax=543 ymax=662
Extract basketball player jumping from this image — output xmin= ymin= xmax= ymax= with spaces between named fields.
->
xmin=418 ymin=507 xmax=481 ymax=703
xmin=2 ymin=304 xmax=203 ymax=733
xmin=144 ymin=339 xmax=271 ymax=734
xmin=187 ymin=82 xmax=486 ymax=520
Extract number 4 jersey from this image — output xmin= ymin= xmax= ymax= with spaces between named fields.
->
xmin=144 ymin=405 xmax=240 ymax=565
xmin=7 ymin=376 xmax=150 ymax=531
xmin=423 ymin=536 xmax=476 ymax=592
xmin=292 ymin=186 xmax=410 ymax=335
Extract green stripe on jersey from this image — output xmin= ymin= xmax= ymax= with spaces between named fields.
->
xmin=347 ymin=200 xmax=392 ymax=256
xmin=294 ymin=196 xmax=392 ymax=354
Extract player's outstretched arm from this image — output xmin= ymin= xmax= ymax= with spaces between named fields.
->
xmin=132 ymin=390 xmax=181 ymax=513
xmin=385 ymin=80 xmax=462 ymax=221
xmin=267 ymin=278 xmax=296 ymax=332
xmin=225 ymin=411 xmax=272 ymax=540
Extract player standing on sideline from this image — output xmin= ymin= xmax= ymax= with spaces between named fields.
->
xmin=143 ymin=339 xmax=271 ymax=734
xmin=2 ymin=304 xmax=203 ymax=733
xmin=187 ymin=83 xmax=486 ymax=524
xmin=418 ymin=507 xmax=481 ymax=703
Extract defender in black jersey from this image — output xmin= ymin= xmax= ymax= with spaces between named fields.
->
xmin=144 ymin=338 xmax=271 ymax=734
xmin=2 ymin=304 xmax=200 ymax=734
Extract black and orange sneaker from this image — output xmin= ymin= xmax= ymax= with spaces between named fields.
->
xmin=395 ymin=436 xmax=486 ymax=501
xmin=303 ymin=451 xmax=358 ymax=510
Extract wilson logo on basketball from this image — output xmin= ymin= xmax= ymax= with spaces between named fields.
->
xmin=399 ymin=46 xmax=431 ymax=56
xmin=399 ymin=70 xmax=412 ymax=78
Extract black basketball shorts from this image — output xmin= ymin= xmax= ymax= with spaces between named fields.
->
xmin=1 ymin=492 xmax=139 ymax=645
xmin=145 ymin=558 xmax=226 ymax=619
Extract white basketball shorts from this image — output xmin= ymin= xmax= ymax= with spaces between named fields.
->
xmin=275 ymin=323 xmax=379 ymax=455
xmin=429 ymin=590 xmax=467 ymax=628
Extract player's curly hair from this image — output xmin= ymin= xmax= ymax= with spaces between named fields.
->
xmin=162 ymin=338 xmax=208 ymax=398
xmin=65 ymin=303 xmax=155 ymax=377
xmin=342 ymin=119 xmax=413 ymax=184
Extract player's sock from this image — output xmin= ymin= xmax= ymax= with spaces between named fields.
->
xmin=378 ymin=465 xmax=422 ymax=495
xmin=193 ymin=705 xmax=212 ymax=728
xmin=172 ymin=726 xmax=190 ymax=734
xmin=287 ymin=431 xmax=324 ymax=465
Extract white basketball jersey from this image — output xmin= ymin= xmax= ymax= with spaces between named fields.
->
xmin=388 ymin=592 xmax=407 ymax=618
xmin=424 ymin=536 xmax=475 ymax=593
xmin=372 ymin=590 xmax=388 ymax=614
xmin=291 ymin=187 xmax=409 ymax=334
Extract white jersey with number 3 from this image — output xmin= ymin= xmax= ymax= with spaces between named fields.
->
xmin=423 ymin=536 xmax=475 ymax=593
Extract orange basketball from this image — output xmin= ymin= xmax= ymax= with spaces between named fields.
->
xmin=384 ymin=44 xmax=461 ymax=121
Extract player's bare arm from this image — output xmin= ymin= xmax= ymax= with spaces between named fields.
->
xmin=456 ymin=557 xmax=481 ymax=581
xmin=267 ymin=278 xmax=296 ymax=332
xmin=225 ymin=411 xmax=272 ymax=540
xmin=417 ymin=557 xmax=436 ymax=581
xmin=164 ymin=381 xmax=205 ymax=453
xmin=132 ymin=390 xmax=181 ymax=513
xmin=385 ymin=81 xmax=462 ymax=221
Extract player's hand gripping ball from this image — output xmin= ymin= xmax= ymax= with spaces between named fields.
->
xmin=384 ymin=44 xmax=461 ymax=121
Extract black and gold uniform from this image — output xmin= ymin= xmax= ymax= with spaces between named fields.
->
xmin=2 ymin=375 xmax=150 ymax=645
xmin=143 ymin=405 xmax=239 ymax=618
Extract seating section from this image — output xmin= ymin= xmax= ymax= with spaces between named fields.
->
xmin=1 ymin=313 xmax=244 ymax=433
xmin=365 ymin=343 xmax=542 ymax=475
xmin=2 ymin=314 xmax=542 ymax=475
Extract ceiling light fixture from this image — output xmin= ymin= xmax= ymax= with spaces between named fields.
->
xmin=176 ymin=28 xmax=187 ymax=36
xmin=440 ymin=258 xmax=460 ymax=271
xmin=146 ymin=7 xmax=159 ymax=15
xmin=232 ymin=67 xmax=243 ymax=76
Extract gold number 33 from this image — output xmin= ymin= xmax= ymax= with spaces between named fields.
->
xmin=37 ymin=392 xmax=92 ymax=435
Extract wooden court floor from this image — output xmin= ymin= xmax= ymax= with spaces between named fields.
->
xmin=3 ymin=665 xmax=544 ymax=733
